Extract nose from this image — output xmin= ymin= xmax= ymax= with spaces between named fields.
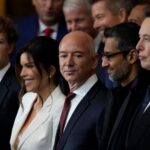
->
xmin=20 ymin=67 xmax=26 ymax=77
xmin=66 ymin=54 xmax=74 ymax=66
xmin=46 ymin=0 xmax=53 ymax=9
xmin=136 ymin=38 xmax=143 ymax=52
xmin=102 ymin=57 xmax=109 ymax=68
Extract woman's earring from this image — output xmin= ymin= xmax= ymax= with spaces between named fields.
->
xmin=49 ymin=75 xmax=51 ymax=79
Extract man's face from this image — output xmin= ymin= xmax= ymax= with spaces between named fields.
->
xmin=64 ymin=7 xmax=95 ymax=37
xmin=59 ymin=33 xmax=97 ymax=87
xmin=92 ymin=1 xmax=124 ymax=33
xmin=136 ymin=18 xmax=150 ymax=70
xmin=32 ymin=0 xmax=63 ymax=25
xmin=0 ymin=33 xmax=12 ymax=69
xmin=128 ymin=5 xmax=146 ymax=26
xmin=102 ymin=37 xmax=131 ymax=83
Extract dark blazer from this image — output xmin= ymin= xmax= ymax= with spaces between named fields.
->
xmin=11 ymin=14 xmax=68 ymax=64
xmin=54 ymin=80 xmax=113 ymax=150
xmin=0 ymin=66 xmax=20 ymax=150
xmin=126 ymin=73 xmax=150 ymax=150
xmin=101 ymin=69 xmax=150 ymax=150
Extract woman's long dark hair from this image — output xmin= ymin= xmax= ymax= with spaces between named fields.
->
xmin=15 ymin=36 xmax=69 ymax=104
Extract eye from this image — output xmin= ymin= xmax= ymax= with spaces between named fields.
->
xmin=143 ymin=37 xmax=150 ymax=42
xmin=26 ymin=63 xmax=34 ymax=68
xmin=74 ymin=53 xmax=83 ymax=58
xmin=59 ymin=53 xmax=68 ymax=58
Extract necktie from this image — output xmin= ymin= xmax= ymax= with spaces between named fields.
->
xmin=43 ymin=27 xmax=54 ymax=37
xmin=139 ymin=87 xmax=150 ymax=115
xmin=55 ymin=92 xmax=76 ymax=149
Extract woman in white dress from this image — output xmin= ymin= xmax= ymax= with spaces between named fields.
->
xmin=10 ymin=36 xmax=68 ymax=150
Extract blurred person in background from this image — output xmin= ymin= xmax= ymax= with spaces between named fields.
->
xmin=63 ymin=0 xmax=99 ymax=51
xmin=128 ymin=2 xmax=150 ymax=26
xmin=0 ymin=16 xmax=20 ymax=150
xmin=11 ymin=0 xmax=68 ymax=65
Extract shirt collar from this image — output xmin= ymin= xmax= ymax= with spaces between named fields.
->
xmin=38 ymin=19 xmax=58 ymax=35
xmin=74 ymin=74 xmax=98 ymax=97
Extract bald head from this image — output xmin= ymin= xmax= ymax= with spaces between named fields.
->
xmin=60 ymin=31 xmax=96 ymax=55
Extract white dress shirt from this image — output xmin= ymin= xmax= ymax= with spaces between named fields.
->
xmin=38 ymin=19 xmax=58 ymax=40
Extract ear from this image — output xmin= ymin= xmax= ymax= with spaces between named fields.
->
xmin=127 ymin=49 xmax=138 ymax=64
xmin=8 ymin=43 xmax=15 ymax=55
xmin=118 ymin=8 xmax=127 ymax=23
xmin=48 ymin=65 xmax=56 ymax=79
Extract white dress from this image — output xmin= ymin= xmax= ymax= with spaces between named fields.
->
xmin=10 ymin=86 xmax=65 ymax=150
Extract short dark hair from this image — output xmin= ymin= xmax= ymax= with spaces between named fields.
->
xmin=0 ymin=16 xmax=18 ymax=44
xmin=104 ymin=22 xmax=140 ymax=53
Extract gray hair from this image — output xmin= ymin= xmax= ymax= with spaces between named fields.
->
xmin=63 ymin=0 xmax=92 ymax=16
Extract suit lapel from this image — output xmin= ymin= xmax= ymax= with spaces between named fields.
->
xmin=108 ymin=91 xmax=132 ymax=146
xmin=18 ymin=95 xmax=53 ymax=148
xmin=0 ymin=67 xmax=12 ymax=106
xmin=129 ymin=107 xmax=150 ymax=146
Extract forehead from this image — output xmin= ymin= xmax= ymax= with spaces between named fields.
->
xmin=131 ymin=5 xmax=146 ymax=15
xmin=60 ymin=40 xmax=85 ymax=52
xmin=20 ymin=52 xmax=33 ymax=63
xmin=104 ymin=37 xmax=118 ymax=52
xmin=140 ymin=18 xmax=150 ymax=35
xmin=59 ymin=36 xmax=91 ymax=53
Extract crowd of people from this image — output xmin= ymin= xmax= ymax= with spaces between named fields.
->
xmin=0 ymin=0 xmax=150 ymax=150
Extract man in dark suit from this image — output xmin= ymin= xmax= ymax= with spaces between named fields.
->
xmin=100 ymin=22 xmax=150 ymax=150
xmin=11 ymin=0 xmax=68 ymax=64
xmin=0 ymin=16 xmax=20 ymax=150
xmin=125 ymin=11 xmax=150 ymax=150
xmin=53 ymin=31 xmax=113 ymax=150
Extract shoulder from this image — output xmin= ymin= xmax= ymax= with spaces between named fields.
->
xmin=22 ymin=92 xmax=37 ymax=106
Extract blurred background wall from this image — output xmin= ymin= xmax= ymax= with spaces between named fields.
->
xmin=0 ymin=0 xmax=34 ymax=20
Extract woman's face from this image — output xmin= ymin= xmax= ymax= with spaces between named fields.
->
xmin=20 ymin=52 xmax=50 ymax=93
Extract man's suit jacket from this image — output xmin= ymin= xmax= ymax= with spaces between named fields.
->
xmin=10 ymin=86 xmax=65 ymax=150
xmin=54 ymin=81 xmax=113 ymax=150
xmin=126 ymin=102 xmax=150 ymax=150
xmin=126 ymin=73 xmax=150 ymax=150
xmin=101 ymin=69 xmax=150 ymax=150
xmin=11 ymin=14 xmax=68 ymax=64
xmin=0 ymin=66 xmax=20 ymax=150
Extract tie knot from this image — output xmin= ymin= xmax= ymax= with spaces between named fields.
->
xmin=43 ymin=27 xmax=54 ymax=37
xmin=66 ymin=92 xmax=76 ymax=102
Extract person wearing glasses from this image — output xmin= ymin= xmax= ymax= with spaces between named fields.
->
xmin=100 ymin=22 xmax=150 ymax=150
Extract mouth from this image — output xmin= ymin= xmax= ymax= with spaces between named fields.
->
xmin=138 ymin=54 xmax=145 ymax=60
xmin=24 ymin=79 xmax=33 ymax=86
xmin=64 ymin=70 xmax=76 ymax=75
